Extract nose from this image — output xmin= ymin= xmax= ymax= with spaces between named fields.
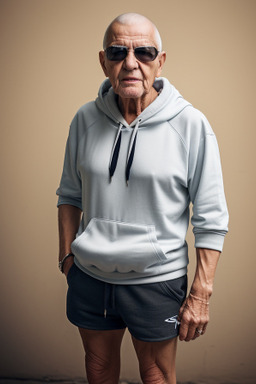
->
xmin=123 ymin=49 xmax=139 ymax=70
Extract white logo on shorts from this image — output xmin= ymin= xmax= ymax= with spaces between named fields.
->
xmin=165 ymin=315 xmax=180 ymax=329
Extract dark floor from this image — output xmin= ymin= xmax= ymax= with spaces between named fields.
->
xmin=0 ymin=379 xmax=140 ymax=384
xmin=0 ymin=379 xmax=245 ymax=384
xmin=0 ymin=379 xmax=200 ymax=384
xmin=0 ymin=380 xmax=142 ymax=384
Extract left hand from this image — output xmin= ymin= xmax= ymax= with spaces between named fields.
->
xmin=178 ymin=292 xmax=209 ymax=342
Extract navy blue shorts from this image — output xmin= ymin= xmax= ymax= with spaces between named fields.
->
xmin=66 ymin=263 xmax=187 ymax=342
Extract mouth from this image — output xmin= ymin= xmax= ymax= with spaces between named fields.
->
xmin=121 ymin=77 xmax=142 ymax=84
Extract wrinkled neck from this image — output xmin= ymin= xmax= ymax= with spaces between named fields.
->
xmin=118 ymin=88 xmax=158 ymax=124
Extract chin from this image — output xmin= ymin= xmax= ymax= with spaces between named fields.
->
xmin=118 ymin=87 xmax=144 ymax=99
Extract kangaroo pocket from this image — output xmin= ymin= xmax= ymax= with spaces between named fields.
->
xmin=71 ymin=218 xmax=167 ymax=274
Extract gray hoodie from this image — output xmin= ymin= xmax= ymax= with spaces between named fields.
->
xmin=56 ymin=77 xmax=228 ymax=284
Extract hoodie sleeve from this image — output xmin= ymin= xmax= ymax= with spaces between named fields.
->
xmin=188 ymin=115 xmax=229 ymax=252
xmin=56 ymin=114 xmax=82 ymax=210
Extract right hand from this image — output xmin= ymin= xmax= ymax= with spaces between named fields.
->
xmin=63 ymin=257 xmax=74 ymax=277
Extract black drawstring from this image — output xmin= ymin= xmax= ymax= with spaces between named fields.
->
xmin=125 ymin=132 xmax=138 ymax=185
xmin=109 ymin=132 xmax=122 ymax=181
xmin=109 ymin=119 xmax=141 ymax=184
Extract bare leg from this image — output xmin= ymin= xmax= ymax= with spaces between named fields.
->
xmin=132 ymin=336 xmax=178 ymax=384
xmin=78 ymin=328 xmax=126 ymax=384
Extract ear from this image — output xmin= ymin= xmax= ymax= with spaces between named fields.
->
xmin=156 ymin=51 xmax=166 ymax=77
xmin=99 ymin=51 xmax=109 ymax=77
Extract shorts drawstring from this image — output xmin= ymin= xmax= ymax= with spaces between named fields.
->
xmin=104 ymin=283 xmax=107 ymax=318
xmin=103 ymin=283 xmax=116 ymax=318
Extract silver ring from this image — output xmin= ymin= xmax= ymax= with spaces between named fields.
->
xmin=196 ymin=328 xmax=203 ymax=334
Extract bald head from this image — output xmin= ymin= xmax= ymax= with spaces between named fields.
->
xmin=103 ymin=13 xmax=162 ymax=51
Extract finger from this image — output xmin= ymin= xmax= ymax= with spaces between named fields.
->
xmin=180 ymin=317 xmax=199 ymax=342
xmin=195 ymin=319 xmax=208 ymax=338
xmin=185 ymin=324 xmax=198 ymax=342
xmin=179 ymin=318 xmax=190 ymax=341
xmin=179 ymin=303 xmax=197 ymax=342
xmin=192 ymin=325 xmax=203 ymax=340
xmin=177 ymin=301 xmax=186 ymax=323
xmin=178 ymin=302 xmax=189 ymax=341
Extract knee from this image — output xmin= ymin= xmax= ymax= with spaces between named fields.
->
xmin=140 ymin=361 xmax=175 ymax=384
xmin=85 ymin=351 xmax=119 ymax=384
xmin=85 ymin=351 xmax=108 ymax=383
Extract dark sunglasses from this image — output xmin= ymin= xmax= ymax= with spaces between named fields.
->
xmin=105 ymin=45 xmax=159 ymax=63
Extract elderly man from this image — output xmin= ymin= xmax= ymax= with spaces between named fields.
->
xmin=57 ymin=13 xmax=228 ymax=384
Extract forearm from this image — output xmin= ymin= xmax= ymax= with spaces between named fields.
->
xmin=58 ymin=204 xmax=82 ymax=260
xmin=190 ymin=248 xmax=221 ymax=300
xmin=178 ymin=248 xmax=221 ymax=341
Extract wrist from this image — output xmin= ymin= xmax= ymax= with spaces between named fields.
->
xmin=190 ymin=282 xmax=213 ymax=300
xmin=189 ymin=293 xmax=210 ymax=305
xmin=58 ymin=252 xmax=74 ymax=273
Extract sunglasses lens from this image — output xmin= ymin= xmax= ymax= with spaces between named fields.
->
xmin=134 ymin=47 xmax=158 ymax=62
xmin=105 ymin=46 xmax=159 ymax=62
xmin=106 ymin=46 xmax=127 ymax=61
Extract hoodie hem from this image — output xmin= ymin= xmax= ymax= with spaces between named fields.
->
xmin=73 ymin=258 xmax=187 ymax=285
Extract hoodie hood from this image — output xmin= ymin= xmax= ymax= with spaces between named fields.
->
xmin=95 ymin=77 xmax=191 ymax=183
xmin=95 ymin=77 xmax=191 ymax=127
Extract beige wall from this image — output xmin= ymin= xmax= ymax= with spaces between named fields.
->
xmin=0 ymin=0 xmax=255 ymax=383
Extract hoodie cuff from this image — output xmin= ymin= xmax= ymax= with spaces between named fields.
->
xmin=194 ymin=231 xmax=226 ymax=252
xmin=57 ymin=195 xmax=82 ymax=211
